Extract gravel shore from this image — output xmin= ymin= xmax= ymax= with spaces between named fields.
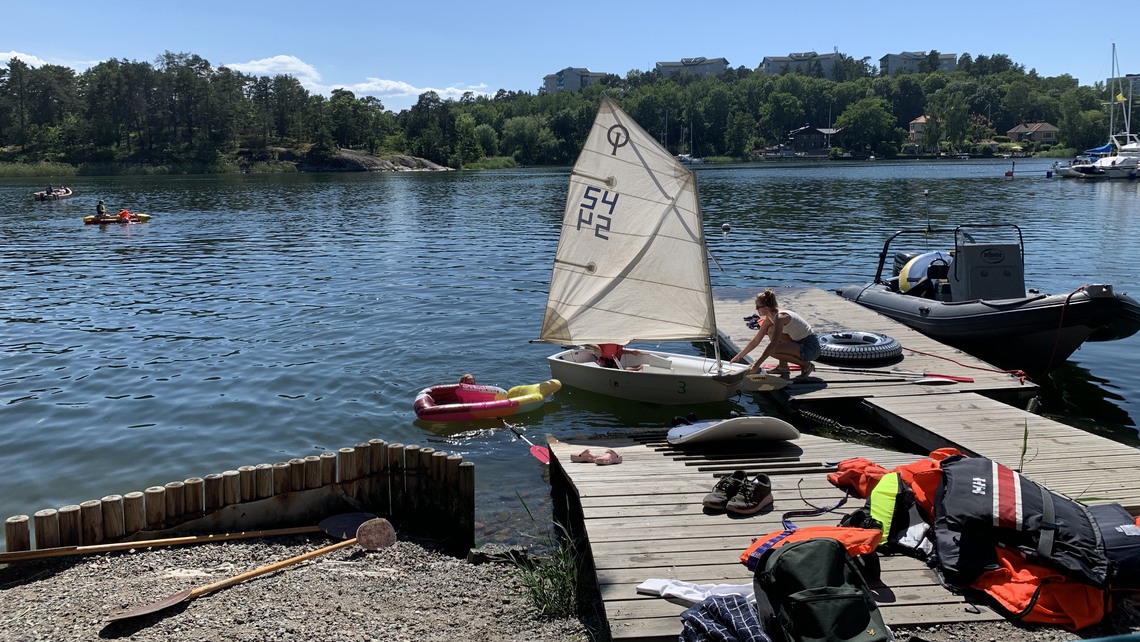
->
xmin=2 ymin=531 xmax=1138 ymax=642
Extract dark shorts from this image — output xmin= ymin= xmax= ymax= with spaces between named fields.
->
xmin=798 ymin=333 xmax=821 ymax=362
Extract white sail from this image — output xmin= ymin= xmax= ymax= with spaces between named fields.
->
xmin=540 ymin=96 xmax=716 ymax=345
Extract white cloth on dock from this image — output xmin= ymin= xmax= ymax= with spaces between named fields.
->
xmin=636 ymin=578 xmax=754 ymax=605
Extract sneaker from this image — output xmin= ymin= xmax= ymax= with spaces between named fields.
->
xmin=726 ymin=474 xmax=773 ymax=515
xmin=796 ymin=362 xmax=816 ymax=379
xmin=702 ymin=470 xmax=746 ymax=510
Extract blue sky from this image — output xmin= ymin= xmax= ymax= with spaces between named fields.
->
xmin=3 ymin=0 xmax=1130 ymax=112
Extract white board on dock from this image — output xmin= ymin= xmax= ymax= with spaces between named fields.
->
xmin=667 ymin=416 xmax=800 ymax=445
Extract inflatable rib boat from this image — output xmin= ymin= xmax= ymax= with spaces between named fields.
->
xmin=838 ymin=223 xmax=1140 ymax=377
xmin=413 ymin=379 xmax=561 ymax=422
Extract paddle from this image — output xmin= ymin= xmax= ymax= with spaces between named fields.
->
xmin=106 ymin=515 xmax=395 ymax=623
xmin=768 ymin=363 xmax=975 ymax=383
xmin=508 ymin=425 xmax=551 ymax=464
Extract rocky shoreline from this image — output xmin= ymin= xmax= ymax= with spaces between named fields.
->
xmin=4 ymin=527 xmax=1140 ymax=641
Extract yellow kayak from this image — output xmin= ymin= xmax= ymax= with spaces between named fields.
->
xmin=84 ymin=212 xmax=151 ymax=225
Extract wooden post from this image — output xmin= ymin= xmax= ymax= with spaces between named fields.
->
xmin=272 ymin=462 xmax=291 ymax=495
xmin=417 ymin=447 xmax=435 ymax=531
xmin=371 ymin=440 xmax=390 ymax=515
xmin=405 ymin=445 xmax=422 ymax=529
xmin=184 ymin=477 xmax=205 ymax=517
xmin=238 ymin=466 xmax=256 ymax=501
xmin=33 ymin=509 xmax=60 ymax=549
xmin=222 ymin=470 xmax=240 ymax=506
xmin=319 ymin=452 xmax=337 ymax=486
xmin=79 ymin=500 xmax=104 ymax=545
xmin=337 ymin=447 xmax=357 ymax=498
xmin=144 ymin=486 xmax=166 ymax=530
xmin=445 ymin=455 xmax=461 ymax=517
xmin=289 ymin=458 xmax=306 ymax=492
xmin=388 ymin=444 xmax=405 ymax=524
xmin=164 ymin=481 xmax=186 ymax=524
xmin=255 ymin=464 xmax=274 ymax=499
xmin=431 ymin=450 xmax=449 ymax=528
xmin=203 ymin=474 xmax=224 ymax=512
xmin=4 ymin=515 xmax=30 ymax=552
xmin=456 ymin=460 xmax=476 ymax=555
xmin=57 ymin=505 xmax=81 ymax=547
xmin=303 ymin=455 xmax=322 ymax=490
xmin=101 ymin=495 xmax=126 ymax=540
xmin=123 ymin=492 xmax=145 ymax=535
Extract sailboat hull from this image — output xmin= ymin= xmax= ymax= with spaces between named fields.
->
xmin=548 ymin=348 xmax=750 ymax=405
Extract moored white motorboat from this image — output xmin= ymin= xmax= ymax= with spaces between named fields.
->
xmin=837 ymin=224 xmax=1140 ymax=378
xmin=538 ymin=97 xmax=749 ymax=405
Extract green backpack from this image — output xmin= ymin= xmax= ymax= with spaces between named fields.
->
xmin=753 ymin=537 xmax=892 ymax=642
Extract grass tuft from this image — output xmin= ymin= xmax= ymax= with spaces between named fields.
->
xmin=510 ymin=495 xmax=580 ymax=619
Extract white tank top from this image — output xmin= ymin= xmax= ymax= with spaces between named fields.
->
xmin=779 ymin=310 xmax=812 ymax=341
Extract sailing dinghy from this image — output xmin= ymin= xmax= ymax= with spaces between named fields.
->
xmin=539 ymin=97 xmax=750 ymax=404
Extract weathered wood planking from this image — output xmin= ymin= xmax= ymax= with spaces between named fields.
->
xmin=713 ymin=286 xmax=1036 ymax=405
xmin=549 ymin=434 xmax=1003 ymax=642
xmin=866 ymin=393 xmax=1140 ymax=510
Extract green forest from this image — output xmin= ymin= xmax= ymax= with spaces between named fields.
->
xmin=0 ymin=50 xmax=1120 ymax=174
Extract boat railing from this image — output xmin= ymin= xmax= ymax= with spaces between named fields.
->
xmin=873 ymin=223 xmax=1024 ymax=289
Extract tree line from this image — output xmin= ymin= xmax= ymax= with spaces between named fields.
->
xmin=0 ymin=50 xmax=1119 ymax=171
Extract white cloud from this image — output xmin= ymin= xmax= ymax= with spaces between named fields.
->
xmin=224 ymin=55 xmax=324 ymax=87
xmin=1 ymin=51 xmax=50 ymax=67
xmin=225 ymin=55 xmax=490 ymax=110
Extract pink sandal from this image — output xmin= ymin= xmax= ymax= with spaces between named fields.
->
xmin=594 ymin=449 xmax=623 ymax=465
xmin=570 ymin=449 xmax=597 ymax=463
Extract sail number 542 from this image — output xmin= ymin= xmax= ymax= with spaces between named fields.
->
xmin=576 ymin=186 xmax=619 ymax=240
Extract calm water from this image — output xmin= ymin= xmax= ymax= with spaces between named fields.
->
xmin=3 ymin=159 xmax=1138 ymax=547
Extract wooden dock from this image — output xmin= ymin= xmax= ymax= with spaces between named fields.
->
xmin=546 ymin=286 xmax=1140 ymax=641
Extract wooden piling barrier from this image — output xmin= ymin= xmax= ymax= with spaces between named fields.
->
xmin=144 ymin=486 xmax=166 ymax=530
xmin=272 ymin=462 xmax=290 ymax=494
xmin=184 ymin=478 xmax=204 ymax=516
xmin=57 ymin=505 xmax=81 ymax=547
xmin=238 ymin=466 xmax=256 ymax=501
xmin=33 ymin=509 xmax=60 ymax=550
xmin=4 ymin=515 xmax=30 ymax=553
xmin=79 ymin=500 xmax=104 ymax=545
xmin=255 ymin=463 xmax=273 ymax=499
xmin=101 ymin=495 xmax=125 ymax=540
xmin=164 ymin=481 xmax=185 ymax=523
xmin=303 ymin=455 xmax=322 ymax=490
xmin=122 ymin=492 xmax=145 ymax=535
xmin=5 ymin=440 xmax=475 ymax=556
xmin=222 ymin=470 xmax=240 ymax=506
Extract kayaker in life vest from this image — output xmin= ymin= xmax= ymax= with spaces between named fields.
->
xmin=96 ymin=200 xmax=107 ymax=219
xmin=118 ymin=209 xmax=132 ymax=221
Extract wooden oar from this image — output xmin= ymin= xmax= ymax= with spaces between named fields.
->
xmin=509 ymin=425 xmax=551 ymax=464
xmin=106 ymin=516 xmax=396 ymax=623
xmin=773 ymin=363 xmax=975 ymax=382
xmin=0 ymin=512 xmax=375 ymax=565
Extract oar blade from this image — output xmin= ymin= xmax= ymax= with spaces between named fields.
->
xmin=107 ymin=588 xmax=193 ymax=623
xmin=318 ymin=512 xmax=376 ymax=539
xmin=530 ymin=445 xmax=551 ymax=464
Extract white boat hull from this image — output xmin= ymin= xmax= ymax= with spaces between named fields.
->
xmin=547 ymin=348 xmax=751 ymax=405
